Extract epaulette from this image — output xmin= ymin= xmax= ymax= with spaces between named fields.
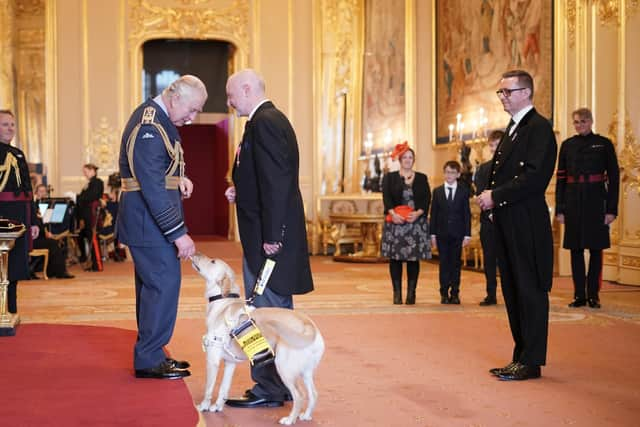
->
xmin=141 ymin=106 xmax=156 ymax=124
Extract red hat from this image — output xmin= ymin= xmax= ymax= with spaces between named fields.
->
xmin=391 ymin=141 xmax=410 ymax=160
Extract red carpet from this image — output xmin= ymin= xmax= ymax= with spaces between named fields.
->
xmin=0 ymin=324 xmax=198 ymax=427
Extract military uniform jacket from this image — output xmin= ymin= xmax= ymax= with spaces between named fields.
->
xmin=0 ymin=143 xmax=37 ymax=281
xmin=117 ymin=99 xmax=187 ymax=247
xmin=489 ymin=108 xmax=557 ymax=291
xmin=555 ymin=132 xmax=619 ymax=250
xmin=232 ymin=101 xmax=314 ymax=296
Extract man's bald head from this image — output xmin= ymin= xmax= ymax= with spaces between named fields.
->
xmin=226 ymin=69 xmax=267 ymax=117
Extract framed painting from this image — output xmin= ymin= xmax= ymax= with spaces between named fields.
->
xmin=435 ymin=0 xmax=554 ymax=144
xmin=361 ymin=0 xmax=407 ymax=155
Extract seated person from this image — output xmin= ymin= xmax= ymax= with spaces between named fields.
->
xmin=32 ymin=212 xmax=74 ymax=279
xmin=34 ymin=183 xmax=49 ymax=201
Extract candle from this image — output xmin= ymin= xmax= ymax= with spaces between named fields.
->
xmin=472 ymin=120 xmax=478 ymax=140
xmin=459 ymin=122 xmax=465 ymax=141
xmin=448 ymin=124 xmax=454 ymax=142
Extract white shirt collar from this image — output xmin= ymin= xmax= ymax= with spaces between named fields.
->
xmin=153 ymin=95 xmax=169 ymax=116
xmin=445 ymin=181 xmax=458 ymax=190
xmin=511 ymin=105 xmax=534 ymax=127
xmin=249 ymin=99 xmax=270 ymax=120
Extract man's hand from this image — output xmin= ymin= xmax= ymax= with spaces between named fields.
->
xmin=225 ymin=186 xmax=236 ymax=203
xmin=263 ymin=241 xmax=282 ymax=256
xmin=430 ymin=236 xmax=437 ymax=250
xmin=174 ymin=234 xmax=195 ymax=259
xmin=477 ymin=190 xmax=495 ymax=210
xmin=605 ymin=214 xmax=616 ymax=225
xmin=30 ymin=225 xmax=39 ymax=240
xmin=556 ymin=214 xmax=565 ymax=224
xmin=462 ymin=236 xmax=471 ymax=247
xmin=180 ymin=177 xmax=194 ymax=199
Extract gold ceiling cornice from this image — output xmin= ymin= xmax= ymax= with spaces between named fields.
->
xmin=128 ymin=0 xmax=249 ymax=49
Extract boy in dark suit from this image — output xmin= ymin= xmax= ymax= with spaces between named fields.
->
xmin=430 ymin=160 xmax=471 ymax=304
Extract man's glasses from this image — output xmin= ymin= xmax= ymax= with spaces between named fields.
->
xmin=496 ymin=87 xmax=527 ymax=98
xmin=573 ymin=119 xmax=590 ymax=124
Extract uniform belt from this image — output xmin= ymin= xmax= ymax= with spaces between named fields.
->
xmin=0 ymin=191 xmax=33 ymax=201
xmin=121 ymin=176 xmax=181 ymax=192
xmin=566 ymin=174 xmax=605 ymax=184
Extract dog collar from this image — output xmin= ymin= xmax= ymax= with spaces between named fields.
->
xmin=208 ymin=293 xmax=240 ymax=303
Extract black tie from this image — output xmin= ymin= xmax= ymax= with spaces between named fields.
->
xmin=506 ymin=119 xmax=515 ymax=136
xmin=447 ymin=187 xmax=453 ymax=202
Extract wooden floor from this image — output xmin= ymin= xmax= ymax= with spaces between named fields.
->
xmin=14 ymin=239 xmax=640 ymax=426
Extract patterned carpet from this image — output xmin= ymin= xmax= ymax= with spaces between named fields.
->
xmin=14 ymin=239 xmax=640 ymax=426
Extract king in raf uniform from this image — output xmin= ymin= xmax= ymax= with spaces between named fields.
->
xmin=556 ymin=108 xmax=619 ymax=309
xmin=117 ymin=75 xmax=207 ymax=379
xmin=0 ymin=109 xmax=39 ymax=315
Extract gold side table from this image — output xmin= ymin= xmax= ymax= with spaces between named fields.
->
xmin=329 ymin=214 xmax=387 ymax=263
xmin=0 ymin=218 xmax=26 ymax=336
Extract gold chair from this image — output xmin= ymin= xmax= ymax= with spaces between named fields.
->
xmin=29 ymin=248 xmax=49 ymax=280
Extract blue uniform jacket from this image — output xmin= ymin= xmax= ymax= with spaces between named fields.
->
xmin=117 ymin=99 xmax=187 ymax=247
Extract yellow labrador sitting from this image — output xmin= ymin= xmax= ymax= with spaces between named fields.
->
xmin=191 ymin=253 xmax=325 ymax=425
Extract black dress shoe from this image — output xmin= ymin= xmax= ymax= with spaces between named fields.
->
xmin=489 ymin=361 xmax=517 ymax=376
xmin=479 ymin=296 xmax=497 ymax=306
xmin=449 ymin=295 xmax=460 ymax=305
xmin=57 ymin=272 xmax=75 ymax=279
xmin=135 ymin=361 xmax=191 ymax=379
xmin=568 ymin=298 xmax=587 ymax=308
xmin=587 ymin=298 xmax=601 ymax=309
xmin=225 ymin=390 xmax=283 ymax=408
xmin=497 ymin=363 xmax=541 ymax=381
xmin=166 ymin=358 xmax=190 ymax=370
xmin=244 ymin=389 xmax=292 ymax=402
xmin=440 ymin=296 xmax=449 ymax=304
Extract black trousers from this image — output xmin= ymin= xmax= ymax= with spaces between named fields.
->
xmin=480 ymin=222 xmax=498 ymax=298
xmin=436 ymin=235 xmax=462 ymax=296
xmin=8 ymin=281 xmax=17 ymax=313
xmin=570 ymin=249 xmax=602 ymax=300
xmin=494 ymin=223 xmax=548 ymax=366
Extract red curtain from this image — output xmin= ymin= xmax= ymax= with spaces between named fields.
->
xmin=179 ymin=121 xmax=229 ymax=237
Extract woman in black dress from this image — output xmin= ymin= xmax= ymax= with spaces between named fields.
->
xmin=381 ymin=142 xmax=431 ymax=304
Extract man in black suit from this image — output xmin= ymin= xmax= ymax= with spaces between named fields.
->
xmin=477 ymin=69 xmax=557 ymax=381
xmin=224 ymin=69 xmax=314 ymax=408
xmin=473 ymin=130 xmax=504 ymax=306
xmin=430 ymin=160 xmax=471 ymax=304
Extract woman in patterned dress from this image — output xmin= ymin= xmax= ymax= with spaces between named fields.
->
xmin=381 ymin=142 xmax=431 ymax=304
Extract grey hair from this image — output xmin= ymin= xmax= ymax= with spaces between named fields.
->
xmin=163 ymin=75 xmax=208 ymax=100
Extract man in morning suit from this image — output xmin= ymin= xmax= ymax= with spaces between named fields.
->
xmin=0 ymin=110 xmax=39 ymax=316
xmin=430 ymin=160 xmax=471 ymax=305
xmin=477 ymin=69 xmax=557 ymax=381
xmin=118 ymin=75 xmax=207 ymax=379
xmin=224 ymin=69 xmax=314 ymax=408
xmin=556 ymin=108 xmax=619 ymax=309
xmin=473 ymin=130 xmax=504 ymax=306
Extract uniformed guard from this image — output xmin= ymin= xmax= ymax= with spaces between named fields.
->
xmin=117 ymin=75 xmax=207 ymax=379
xmin=0 ymin=109 xmax=39 ymax=314
xmin=556 ymin=108 xmax=620 ymax=309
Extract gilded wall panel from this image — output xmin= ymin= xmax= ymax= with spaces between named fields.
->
xmin=0 ymin=0 xmax=16 ymax=113
xmin=317 ymin=0 xmax=363 ymax=195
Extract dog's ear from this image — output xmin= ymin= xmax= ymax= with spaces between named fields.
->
xmin=220 ymin=274 xmax=232 ymax=296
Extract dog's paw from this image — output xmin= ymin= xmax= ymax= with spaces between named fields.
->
xmin=299 ymin=413 xmax=313 ymax=421
xmin=278 ymin=416 xmax=296 ymax=425
xmin=197 ymin=401 xmax=212 ymax=412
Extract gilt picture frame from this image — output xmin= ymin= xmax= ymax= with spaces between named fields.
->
xmin=435 ymin=0 xmax=554 ymax=144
